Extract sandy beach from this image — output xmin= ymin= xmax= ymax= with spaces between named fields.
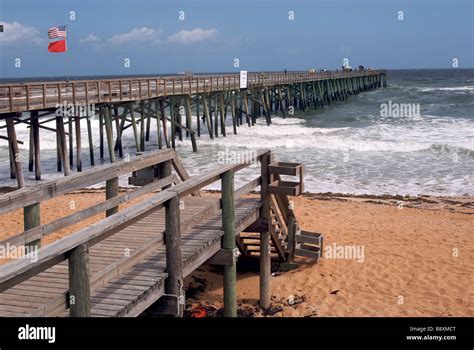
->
xmin=186 ymin=193 xmax=474 ymax=317
xmin=0 ymin=190 xmax=472 ymax=317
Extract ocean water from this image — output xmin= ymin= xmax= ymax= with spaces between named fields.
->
xmin=0 ymin=69 xmax=473 ymax=196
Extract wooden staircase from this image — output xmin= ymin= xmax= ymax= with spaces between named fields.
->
xmin=237 ymin=159 xmax=324 ymax=264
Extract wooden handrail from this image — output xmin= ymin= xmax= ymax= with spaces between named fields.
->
xmin=0 ymin=149 xmax=270 ymax=293
xmin=0 ymin=148 xmax=176 ymax=214
xmin=0 ymin=175 xmax=178 ymax=248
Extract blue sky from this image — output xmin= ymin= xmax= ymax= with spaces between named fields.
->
xmin=0 ymin=0 xmax=473 ymax=78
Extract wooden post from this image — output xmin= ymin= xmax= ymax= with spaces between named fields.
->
xmin=243 ymin=93 xmax=251 ymax=127
xmin=6 ymin=117 xmax=25 ymax=188
xmin=165 ymin=196 xmax=183 ymax=317
xmin=238 ymin=92 xmax=243 ymax=126
xmin=170 ymin=97 xmax=176 ymax=149
xmin=68 ymin=116 xmax=74 ymax=168
xmin=75 ymin=116 xmax=82 ymax=172
xmin=129 ymin=104 xmax=141 ymax=152
xmin=28 ymin=126 xmax=34 ymax=172
xmin=251 ymin=91 xmax=257 ymax=124
xmin=24 ymin=203 xmax=41 ymax=250
xmin=68 ymin=243 xmax=91 ymax=317
xmin=221 ymin=170 xmax=237 ymax=317
xmin=56 ymin=122 xmax=62 ymax=172
xmin=231 ymin=93 xmax=237 ymax=135
xmin=202 ymin=95 xmax=213 ymax=139
xmin=104 ymin=107 xmax=115 ymax=163
xmin=56 ymin=116 xmax=71 ymax=176
xmin=114 ymin=108 xmax=123 ymax=158
xmin=105 ymin=177 xmax=119 ymax=216
xmin=155 ymin=99 xmax=162 ymax=149
xmin=9 ymin=145 xmax=16 ymax=179
xmin=86 ymin=117 xmax=95 ymax=166
xmin=158 ymin=159 xmax=172 ymax=190
xmin=209 ymin=96 xmax=214 ymax=133
xmin=259 ymin=151 xmax=272 ymax=309
xmin=159 ymin=99 xmax=170 ymax=148
xmin=196 ymin=97 xmax=201 ymax=137
xmin=140 ymin=101 xmax=145 ymax=151
xmin=145 ymin=104 xmax=152 ymax=142
xmin=176 ymin=99 xmax=183 ymax=141
xmin=287 ymin=215 xmax=296 ymax=263
xmin=286 ymin=85 xmax=292 ymax=113
xmin=31 ymin=111 xmax=41 ymax=180
xmin=184 ymin=96 xmax=197 ymax=152
xmin=219 ymin=93 xmax=226 ymax=137
xmin=214 ymin=95 xmax=219 ymax=137
xmin=99 ymin=111 xmax=104 ymax=159
xmin=262 ymin=93 xmax=270 ymax=126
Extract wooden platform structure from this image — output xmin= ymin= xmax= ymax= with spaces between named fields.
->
xmin=0 ymin=70 xmax=387 ymax=185
xmin=0 ymin=149 xmax=322 ymax=317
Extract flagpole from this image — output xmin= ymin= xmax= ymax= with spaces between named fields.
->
xmin=66 ymin=25 xmax=70 ymax=81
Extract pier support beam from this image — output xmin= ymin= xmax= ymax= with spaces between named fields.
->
xmin=202 ymin=95 xmax=213 ymax=139
xmin=31 ymin=111 xmax=41 ymax=180
xmin=159 ymin=99 xmax=170 ymax=149
xmin=103 ymin=107 xmax=116 ymax=163
xmin=75 ymin=116 xmax=82 ymax=172
xmin=155 ymin=100 xmax=163 ymax=149
xmin=68 ymin=117 xmax=74 ymax=168
xmin=221 ymin=170 xmax=237 ymax=317
xmin=184 ymin=96 xmax=198 ymax=152
xmin=6 ymin=116 xmax=25 ymax=188
xmin=86 ymin=116 xmax=95 ymax=166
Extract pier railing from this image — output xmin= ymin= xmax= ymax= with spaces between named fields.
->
xmin=0 ymin=148 xmax=270 ymax=316
xmin=0 ymin=70 xmax=386 ymax=114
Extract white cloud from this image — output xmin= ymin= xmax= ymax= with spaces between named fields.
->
xmin=107 ymin=27 xmax=162 ymax=45
xmin=80 ymin=33 xmax=101 ymax=43
xmin=79 ymin=27 xmax=220 ymax=49
xmin=167 ymin=28 xmax=218 ymax=44
xmin=0 ymin=21 xmax=44 ymax=45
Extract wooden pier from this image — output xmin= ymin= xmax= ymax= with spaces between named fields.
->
xmin=0 ymin=149 xmax=322 ymax=317
xmin=0 ymin=70 xmax=387 ymax=187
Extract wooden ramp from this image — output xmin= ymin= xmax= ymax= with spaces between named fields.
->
xmin=0 ymin=197 xmax=259 ymax=317
xmin=0 ymin=148 xmax=320 ymax=317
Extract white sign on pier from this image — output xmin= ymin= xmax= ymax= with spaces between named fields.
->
xmin=240 ymin=70 xmax=248 ymax=89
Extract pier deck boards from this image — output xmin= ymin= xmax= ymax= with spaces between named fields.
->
xmin=0 ymin=196 xmax=261 ymax=317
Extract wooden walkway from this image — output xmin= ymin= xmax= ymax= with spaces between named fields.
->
xmin=0 ymin=196 xmax=260 ymax=317
xmin=0 ymin=148 xmax=320 ymax=317
xmin=0 ymin=71 xmax=386 ymax=114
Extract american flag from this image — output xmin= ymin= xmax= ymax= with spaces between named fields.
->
xmin=48 ymin=25 xmax=67 ymax=39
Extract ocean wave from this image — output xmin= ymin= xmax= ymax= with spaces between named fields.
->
xmin=419 ymin=86 xmax=474 ymax=92
xmin=195 ymin=115 xmax=474 ymax=153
